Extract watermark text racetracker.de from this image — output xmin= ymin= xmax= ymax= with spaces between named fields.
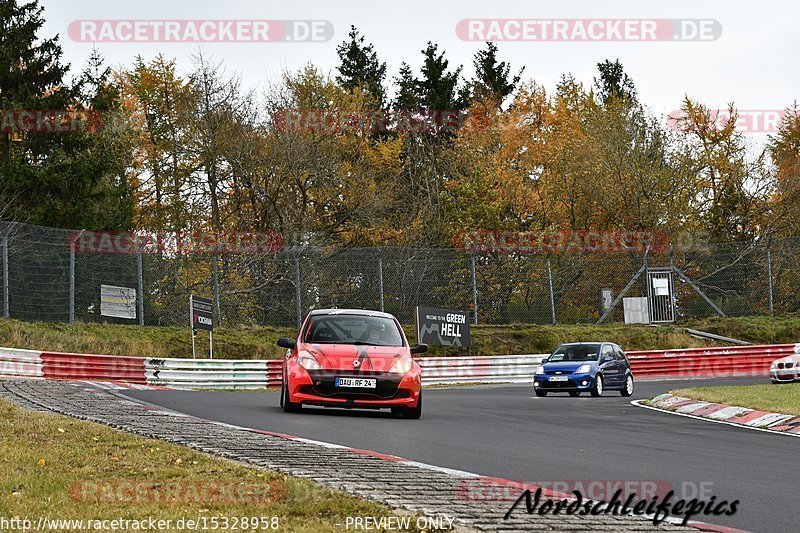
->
xmin=668 ymin=108 xmax=797 ymax=134
xmin=0 ymin=516 xmax=280 ymax=531
xmin=1 ymin=109 xmax=103 ymax=134
xmin=69 ymin=480 xmax=286 ymax=505
xmin=453 ymin=229 xmax=669 ymax=255
xmin=67 ymin=230 xmax=285 ymax=255
xmin=69 ymin=20 xmax=333 ymax=43
xmin=456 ymin=19 xmax=722 ymax=41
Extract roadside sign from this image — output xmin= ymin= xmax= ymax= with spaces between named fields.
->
xmin=415 ymin=306 xmax=471 ymax=347
xmin=190 ymin=295 xmax=214 ymax=331
xmin=189 ymin=295 xmax=215 ymax=359
xmin=100 ymin=285 xmax=137 ymax=319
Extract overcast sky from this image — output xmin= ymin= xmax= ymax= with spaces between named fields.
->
xmin=40 ymin=0 xmax=799 ymax=130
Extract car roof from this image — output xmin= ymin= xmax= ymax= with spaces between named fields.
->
xmin=309 ymin=308 xmax=396 ymax=319
xmin=558 ymin=342 xmax=622 ymax=349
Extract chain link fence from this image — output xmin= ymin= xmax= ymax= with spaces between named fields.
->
xmin=1 ymin=221 xmax=796 ymax=328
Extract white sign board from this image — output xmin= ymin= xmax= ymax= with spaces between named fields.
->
xmin=623 ymin=297 xmax=650 ymax=324
xmin=652 ymin=277 xmax=670 ymax=296
xmin=100 ymin=285 xmax=137 ymax=319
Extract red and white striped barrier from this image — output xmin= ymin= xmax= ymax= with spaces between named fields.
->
xmin=1 ymin=343 xmax=797 ymax=389
xmin=144 ymin=358 xmax=283 ymax=389
xmin=626 ymin=344 xmax=799 ymax=379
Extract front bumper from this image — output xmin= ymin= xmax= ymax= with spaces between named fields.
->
xmin=769 ymin=369 xmax=800 ymax=383
xmin=287 ymin=366 xmax=421 ymax=408
xmin=533 ymin=373 xmax=595 ymax=391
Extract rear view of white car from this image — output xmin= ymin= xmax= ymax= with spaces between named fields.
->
xmin=769 ymin=354 xmax=800 ymax=383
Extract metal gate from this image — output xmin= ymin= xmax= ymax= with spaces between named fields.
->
xmin=646 ymin=268 xmax=675 ymax=323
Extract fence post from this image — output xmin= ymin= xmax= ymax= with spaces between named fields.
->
xmin=69 ymin=244 xmax=75 ymax=323
xmin=68 ymin=229 xmax=85 ymax=324
xmin=547 ymin=256 xmax=556 ymax=325
xmin=767 ymin=240 xmax=774 ymax=317
xmin=294 ymin=255 xmax=302 ymax=329
xmin=2 ymin=229 xmax=8 ymax=319
xmin=471 ymin=252 xmax=478 ymax=325
xmin=377 ymin=251 xmax=384 ymax=312
xmin=212 ymin=252 xmax=221 ymax=327
xmin=137 ymin=251 xmax=144 ymax=326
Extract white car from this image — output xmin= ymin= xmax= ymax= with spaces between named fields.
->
xmin=769 ymin=354 xmax=800 ymax=383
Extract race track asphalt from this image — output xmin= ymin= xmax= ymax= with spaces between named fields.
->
xmin=124 ymin=377 xmax=797 ymax=532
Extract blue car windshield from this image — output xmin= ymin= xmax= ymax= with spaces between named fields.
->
xmin=549 ymin=344 xmax=601 ymax=362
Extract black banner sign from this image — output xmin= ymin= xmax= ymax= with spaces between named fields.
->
xmin=415 ymin=306 xmax=471 ymax=347
xmin=190 ymin=295 xmax=214 ymax=331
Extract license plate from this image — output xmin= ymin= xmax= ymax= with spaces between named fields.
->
xmin=549 ymin=376 xmax=569 ymax=382
xmin=335 ymin=377 xmax=376 ymax=388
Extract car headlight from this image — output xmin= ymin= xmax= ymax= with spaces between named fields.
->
xmin=390 ymin=357 xmax=414 ymax=374
xmin=535 ymin=365 xmax=544 ymax=375
xmin=297 ymin=354 xmax=322 ymax=371
xmin=576 ymin=364 xmax=591 ymax=373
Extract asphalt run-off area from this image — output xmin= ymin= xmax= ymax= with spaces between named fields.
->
xmin=124 ymin=377 xmax=794 ymax=533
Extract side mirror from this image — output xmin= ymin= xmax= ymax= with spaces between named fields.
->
xmin=410 ymin=343 xmax=428 ymax=355
xmin=541 ymin=357 xmax=549 ymax=364
xmin=277 ymin=337 xmax=297 ymax=350
xmin=603 ymin=355 xmax=613 ymax=363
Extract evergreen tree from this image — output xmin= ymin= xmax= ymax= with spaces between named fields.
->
xmin=594 ymin=59 xmax=637 ymax=104
xmin=0 ymin=1 xmax=133 ymax=229
xmin=335 ymin=26 xmax=386 ymax=106
xmin=418 ymin=42 xmax=468 ymax=111
xmin=470 ymin=42 xmax=523 ymax=104
xmin=0 ymin=0 xmax=70 ymax=163
xmin=392 ymin=63 xmax=419 ymax=110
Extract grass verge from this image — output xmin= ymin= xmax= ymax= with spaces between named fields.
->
xmin=669 ymin=383 xmax=800 ymax=417
xmin=1 ymin=315 xmax=798 ymax=360
xmin=0 ymin=399 xmax=422 ymax=532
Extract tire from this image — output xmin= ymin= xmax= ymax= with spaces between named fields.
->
xmin=399 ymin=392 xmax=422 ymax=419
xmin=281 ymin=380 xmax=301 ymax=413
xmin=534 ymin=390 xmax=548 ymax=397
xmin=568 ymin=391 xmax=581 ymax=397
xmin=590 ymin=374 xmax=604 ymax=397
xmin=620 ymin=374 xmax=634 ymax=397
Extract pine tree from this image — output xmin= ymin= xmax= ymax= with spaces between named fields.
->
xmin=470 ymin=42 xmax=523 ymax=104
xmin=335 ymin=26 xmax=386 ymax=106
xmin=0 ymin=1 xmax=134 ymax=229
xmin=594 ymin=59 xmax=637 ymax=104
xmin=392 ymin=63 xmax=419 ymax=110
xmin=418 ymin=42 xmax=467 ymax=112
xmin=0 ymin=0 xmax=70 ymax=163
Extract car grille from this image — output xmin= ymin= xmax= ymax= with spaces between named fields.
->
xmin=777 ymin=362 xmax=794 ymax=369
xmin=540 ymin=379 xmax=577 ymax=389
xmin=303 ymin=370 xmax=403 ymax=399
xmin=545 ymin=370 xmax=574 ymax=375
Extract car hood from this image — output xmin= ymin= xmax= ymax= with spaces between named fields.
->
xmin=771 ymin=355 xmax=800 ymax=366
xmin=301 ymin=343 xmax=409 ymax=372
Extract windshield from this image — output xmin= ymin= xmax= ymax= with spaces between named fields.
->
xmin=304 ymin=314 xmax=404 ymax=346
xmin=548 ymin=344 xmax=601 ymax=363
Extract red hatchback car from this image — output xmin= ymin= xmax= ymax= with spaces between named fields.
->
xmin=277 ymin=309 xmax=427 ymax=418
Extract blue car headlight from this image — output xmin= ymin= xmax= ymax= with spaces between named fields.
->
xmin=576 ymin=364 xmax=591 ymax=373
xmin=535 ymin=365 xmax=545 ymax=375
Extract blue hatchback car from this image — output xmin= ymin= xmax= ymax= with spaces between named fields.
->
xmin=533 ymin=342 xmax=634 ymax=397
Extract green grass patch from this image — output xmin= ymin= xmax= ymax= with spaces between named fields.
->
xmin=684 ymin=315 xmax=800 ymax=345
xmin=0 ymin=399 xmax=422 ymax=532
xmin=670 ymin=383 xmax=800 ymax=417
xmin=1 ymin=316 xmax=798 ymax=360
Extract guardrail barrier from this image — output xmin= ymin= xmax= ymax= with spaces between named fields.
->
xmin=1 ymin=344 xmax=796 ymax=389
